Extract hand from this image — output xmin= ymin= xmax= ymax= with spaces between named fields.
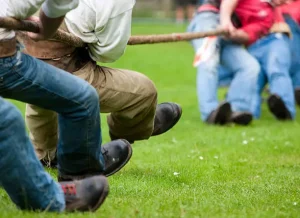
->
xmin=226 ymin=29 xmax=249 ymax=44
xmin=219 ymin=19 xmax=236 ymax=40
xmin=220 ymin=19 xmax=236 ymax=33
xmin=26 ymin=16 xmax=47 ymax=41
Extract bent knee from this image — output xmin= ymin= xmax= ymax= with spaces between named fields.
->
xmin=242 ymin=58 xmax=260 ymax=79
xmin=1 ymin=103 xmax=24 ymax=130
xmin=84 ymin=85 xmax=100 ymax=108
xmin=142 ymin=76 xmax=158 ymax=103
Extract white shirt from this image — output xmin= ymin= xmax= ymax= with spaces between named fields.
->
xmin=64 ymin=0 xmax=136 ymax=63
xmin=0 ymin=0 xmax=79 ymax=40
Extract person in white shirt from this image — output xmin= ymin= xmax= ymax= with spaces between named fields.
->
xmin=20 ymin=0 xmax=183 ymax=167
xmin=0 ymin=0 xmax=132 ymax=211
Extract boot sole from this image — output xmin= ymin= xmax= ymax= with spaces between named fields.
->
xmin=231 ymin=113 xmax=253 ymax=126
xmin=267 ymin=94 xmax=292 ymax=120
xmin=105 ymin=139 xmax=133 ymax=177
xmin=90 ymin=176 xmax=109 ymax=212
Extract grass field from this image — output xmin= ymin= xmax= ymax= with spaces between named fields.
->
xmin=1 ymin=23 xmax=299 ymax=218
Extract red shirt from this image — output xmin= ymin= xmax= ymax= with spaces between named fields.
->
xmin=280 ymin=0 xmax=300 ymax=24
xmin=198 ymin=0 xmax=275 ymax=45
xmin=273 ymin=7 xmax=285 ymax=23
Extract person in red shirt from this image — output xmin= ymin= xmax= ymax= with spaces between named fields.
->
xmin=248 ymin=5 xmax=295 ymax=120
xmin=281 ymin=0 xmax=300 ymax=106
xmin=187 ymin=0 xmax=281 ymax=125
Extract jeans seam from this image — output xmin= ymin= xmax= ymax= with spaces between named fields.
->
xmin=12 ymin=62 xmax=91 ymax=115
xmin=13 ymin=57 xmax=98 ymax=173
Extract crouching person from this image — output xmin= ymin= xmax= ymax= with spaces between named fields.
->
xmin=248 ymin=3 xmax=295 ymax=120
xmin=19 ymin=0 xmax=182 ymax=167
xmin=0 ymin=0 xmax=110 ymax=212
xmin=187 ymin=0 xmax=276 ymax=126
xmin=281 ymin=0 xmax=300 ymax=106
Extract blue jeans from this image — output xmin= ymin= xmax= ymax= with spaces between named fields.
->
xmin=285 ymin=16 xmax=300 ymax=89
xmin=248 ymin=33 xmax=295 ymax=119
xmin=218 ymin=65 xmax=233 ymax=87
xmin=188 ymin=12 xmax=260 ymax=121
xmin=0 ymin=50 xmax=104 ymax=175
xmin=0 ymin=97 xmax=65 ymax=211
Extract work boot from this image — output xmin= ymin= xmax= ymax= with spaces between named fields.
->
xmin=101 ymin=139 xmax=132 ymax=177
xmin=109 ymin=102 xmax=182 ymax=142
xmin=58 ymin=139 xmax=132 ymax=181
xmin=206 ymin=102 xmax=231 ymax=125
xmin=267 ymin=94 xmax=292 ymax=120
xmin=229 ymin=111 xmax=253 ymax=125
xmin=294 ymin=88 xmax=300 ymax=106
xmin=151 ymin=102 xmax=182 ymax=136
xmin=61 ymin=175 xmax=109 ymax=212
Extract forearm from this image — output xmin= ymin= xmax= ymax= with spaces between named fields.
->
xmin=220 ymin=0 xmax=239 ymax=24
xmin=38 ymin=10 xmax=65 ymax=39
xmin=26 ymin=0 xmax=79 ymax=40
xmin=229 ymin=29 xmax=249 ymax=44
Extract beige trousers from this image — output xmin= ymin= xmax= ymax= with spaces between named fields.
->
xmin=26 ymin=61 xmax=157 ymax=160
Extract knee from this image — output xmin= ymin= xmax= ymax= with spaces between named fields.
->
xmin=84 ymin=85 xmax=99 ymax=109
xmin=143 ymin=77 xmax=158 ymax=104
xmin=243 ymin=58 xmax=260 ymax=80
xmin=0 ymin=104 xmax=25 ymax=145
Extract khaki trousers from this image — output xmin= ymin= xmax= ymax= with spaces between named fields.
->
xmin=26 ymin=61 xmax=157 ymax=160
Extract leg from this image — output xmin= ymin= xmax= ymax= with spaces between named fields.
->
xmin=291 ymin=64 xmax=300 ymax=106
xmin=73 ymin=62 xmax=158 ymax=142
xmin=286 ymin=17 xmax=300 ymax=106
xmin=221 ymin=41 xmax=260 ymax=115
xmin=0 ymin=97 xmax=65 ymax=211
xmin=263 ymin=35 xmax=295 ymax=119
xmin=188 ymin=12 xmax=225 ymax=122
xmin=0 ymin=52 xmax=103 ymax=176
xmin=74 ymin=62 xmax=182 ymax=142
xmin=218 ymin=65 xmax=233 ymax=87
xmin=252 ymin=70 xmax=268 ymax=119
xmin=25 ymin=104 xmax=58 ymax=163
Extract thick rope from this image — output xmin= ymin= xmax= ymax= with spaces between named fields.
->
xmin=0 ymin=17 xmax=227 ymax=47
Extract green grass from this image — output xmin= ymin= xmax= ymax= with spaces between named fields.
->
xmin=1 ymin=23 xmax=300 ymax=218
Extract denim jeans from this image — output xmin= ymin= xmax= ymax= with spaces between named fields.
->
xmin=285 ymin=16 xmax=300 ymax=90
xmin=0 ymin=50 xmax=104 ymax=175
xmin=248 ymin=33 xmax=295 ymax=119
xmin=188 ymin=12 xmax=260 ymax=121
xmin=0 ymin=97 xmax=65 ymax=211
xmin=218 ymin=65 xmax=233 ymax=87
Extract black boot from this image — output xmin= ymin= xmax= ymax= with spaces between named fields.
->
xmin=230 ymin=111 xmax=253 ymax=125
xmin=267 ymin=94 xmax=292 ymax=120
xmin=206 ymin=102 xmax=232 ymax=125
xmin=61 ymin=175 xmax=109 ymax=212
xmin=101 ymin=139 xmax=132 ymax=177
xmin=294 ymin=88 xmax=300 ymax=106
xmin=151 ymin=102 xmax=182 ymax=136
xmin=58 ymin=139 xmax=132 ymax=181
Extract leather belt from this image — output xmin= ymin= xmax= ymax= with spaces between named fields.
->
xmin=0 ymin=37 xmax=17 ymax=58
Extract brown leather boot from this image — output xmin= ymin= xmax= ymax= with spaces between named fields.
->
xmin=152 ymin=102 xmax=182 ymax=136
xmin=110 ymin=102 xmax=182 ymax=143
xmin=61 ymin=175 xmax=109 ymax=212
xmin=58 ymin=139 xmax=132 ymax=181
